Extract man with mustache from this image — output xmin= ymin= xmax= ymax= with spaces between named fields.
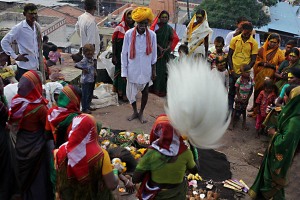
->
xmin=1 ymin=3 xmax=45 ymax=82
xmin=121 ymin=7 xmax=157 ymax=124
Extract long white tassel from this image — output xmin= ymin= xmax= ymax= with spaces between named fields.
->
xmin=165 ymin=58 xmax=230 ymax=148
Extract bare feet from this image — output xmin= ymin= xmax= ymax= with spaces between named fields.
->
xmin=138 ymin=113 xmax=147 ymax=124
xmin=128 ymin=112 xmax=138 ymax=121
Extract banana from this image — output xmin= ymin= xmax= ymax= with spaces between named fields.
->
xmin=187 ymin=174 xmax=193 ymax=180
xmin=195 ymin=173 xmax=202 ymax=181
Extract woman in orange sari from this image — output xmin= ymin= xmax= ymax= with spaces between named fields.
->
xmin=250 ymin=33 xmax=285 ymax=115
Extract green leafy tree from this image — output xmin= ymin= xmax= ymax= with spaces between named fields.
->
xmin=193 ymin=0 xmax=271 ymax=29
xmin=260 ymin=0 xmax=278 ymax=7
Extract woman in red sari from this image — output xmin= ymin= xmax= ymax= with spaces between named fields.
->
xmin=112 ymin=8 xmax=134 ymax=101
xmin=9 ymin=70 xmax=52 ymax=200
xmin=45 ymin=84 xmax=82 ymax=148
xmin=55 ymin=114 xmax=118 ymax=199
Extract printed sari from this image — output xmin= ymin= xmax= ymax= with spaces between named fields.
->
xmin=45 ymin=85 xmax=81 ymax=148
xmin=150 ymin=11 xmax=179 ymax=97
xmin=56 ymin=114 xmax=113 ymax=200
xmin=135 ymin=114 xmax=189 ymax=200
xmin=275 ymin=59 xmax=300 ymax=92
xmin=253 ymin=38 xmax=285 ymax=99
xmin=182 ymin=12 xmax=213 ymax=57
xmin=9 ymin=70 xmax=52 ymax=200
xmin=249 ymin=86 xmax=300 ymax=199
xmin=45 ymin=85 xmax=82 ymax=196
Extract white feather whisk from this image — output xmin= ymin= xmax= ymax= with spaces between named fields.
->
xmin=165 ymin=57 xmax=230 ymax=148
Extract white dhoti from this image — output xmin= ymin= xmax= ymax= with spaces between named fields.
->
xmin=126 ymin=81 xmax=150 ymax=104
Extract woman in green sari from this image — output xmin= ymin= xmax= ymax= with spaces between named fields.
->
xmin=133 ymin=114 xmax=198 ymax=200
xmin=249 ymin=85 xmax=300 ymax=199
xmin=150 ymin=11 xmax=176 ymax=97
xmin=275 ymin=47 xmax=300 ymax=93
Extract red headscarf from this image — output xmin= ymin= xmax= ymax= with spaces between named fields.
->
xmin=46 ymin=85 xmax=81 ymax=142
xmin=56 ymin=114 xmax=103 ymax=182
xmin=9 ymin=70 xmax=48 ymax=125
xmin=150 ymin=114 xmax=187 ymax=156
xmin=112 ymin=8 xmax=133 ymax=41
xmin=47 ymin=85 xmax=81 ymax=127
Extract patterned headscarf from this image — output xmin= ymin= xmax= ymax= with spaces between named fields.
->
xmin=46 ymin=85 xmax=81 ymax=143
xmin=150 ymin=114 xmax=187 ymax=156
xmin=112 ymin=8 xmax=133 ymax=40
xmin=9 ymin=70 xmax=48 ymax=124
xmin=56 ymin=114 xmax=103 ymax=182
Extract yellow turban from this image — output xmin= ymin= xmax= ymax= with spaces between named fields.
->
xmin=132 ymin=7 xmax=154 ymax=23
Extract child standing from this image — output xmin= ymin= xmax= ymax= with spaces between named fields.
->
xmin=255 ymin=78 xmax=277 ymax=138
xmin=175 ymin=44 xmax=189 ymax=62
xmin=230 ymin=70 xmax=254 ymax=131
xmin=46 ymin=45 xmax=61 ymax=67
xmin=212 ymin=55 xmax=229 ymax=91
xmin=208 ymin=36 xmax=227 ymax=69
xmin=75 ymin=44 xmax=96 ymax=114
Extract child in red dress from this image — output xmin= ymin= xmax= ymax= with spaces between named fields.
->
xmin=255 ymin=78 xmax=277 ymax=138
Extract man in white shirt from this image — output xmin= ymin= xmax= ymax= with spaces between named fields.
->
xmin=75 ymin=0 xmax=100 ymax=106
xmin=224 ymin=17 xmax=248 ymax=53
xmin=75 ymin=0 xmax=100 ymax=59
xmin=1 ymin=3 xmax=45 ymax=82
xmin=121 ymin=7 xmax=157 ymax=124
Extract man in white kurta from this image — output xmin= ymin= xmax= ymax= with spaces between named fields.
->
xmin=121 ymin=7 xmax=157 ymax=124
xmin=1 ymin=3 xmax=44 ymax=81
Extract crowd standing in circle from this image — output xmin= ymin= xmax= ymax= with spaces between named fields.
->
xmin=1 ymin=1 xmax=300 ymax=200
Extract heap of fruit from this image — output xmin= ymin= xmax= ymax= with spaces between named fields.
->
xmin=136 ymin=133 xmax=150 ymax=146
xmin=125 ymin=146 xmax=147 ymax=159
xmin=99 ymin=128 xmax=114 ymax=139
xmin=117 ymin=131 xmax=135 ymax=142
xmin=100 ymin=140 xmax=118 ymax=150
xmin=187 ymin=173 xmax=203 ymax=181
xmin=111 ymin=158 xmax=127 ymax=173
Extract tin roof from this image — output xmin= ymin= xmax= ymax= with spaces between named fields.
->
xmin=0 ymin=0 xmax=71 ymax=7
xmin=257 ymin=2 xmax=300 ymax=36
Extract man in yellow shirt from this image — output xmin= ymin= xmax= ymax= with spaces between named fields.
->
xmin=228 ymin=22 xmax=258 ymax=111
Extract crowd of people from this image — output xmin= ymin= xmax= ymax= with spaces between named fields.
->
xmin=1 ymin=0 xmax=300 ymax=199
